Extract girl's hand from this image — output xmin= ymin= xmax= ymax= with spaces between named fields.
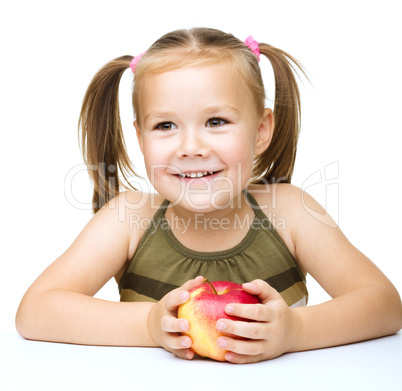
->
xmin=215 ymin=279 xmax=301 ymax=364
xmin=147 ymin=276 xmax=205 ymax=360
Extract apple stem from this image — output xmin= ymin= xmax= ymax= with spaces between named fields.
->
xmin=204 ymin=279 xmax=218 ymax=295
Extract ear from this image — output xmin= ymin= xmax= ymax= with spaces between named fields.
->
xmin=254 ymin=108 xmax=274 ymax=155
xmin=134 ymin=120 xmax=144 ymax=155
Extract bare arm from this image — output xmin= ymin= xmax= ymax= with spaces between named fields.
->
xmin=17 ymin=291 xmax=156 ymax=346
xmin=216 ymin=185 xmax=402 ymax=364
xmin=286 ymin=185 xmax=402 ymax=351
xmin=16 ymin=192 xmax=156 ymax=346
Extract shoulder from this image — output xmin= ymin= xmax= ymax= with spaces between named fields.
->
xmin=106 ymin=190 xmax=166 ymax=218
xmin=104 ymin=189 xmax=167 ymax=224
xmin=246 ymin=183 xmax=300 ymax=259
xmin=84 ymin=190 xmax=164 ymax=249
xmin=247 ymin=182 xmax=300 ymax=202
xmin=248 ymin=183 xmax=337 ymax=229
xmin=106 ymin=190 xmax=166 ymax=256
xmin=98 ymin=190 xmax=166 ymax=281
xmin=248 ymin=182 xmax=316 ymax=204
xmin=247 ymin=182 xmax=304 ymax=225
xmin=247 ymin=183 xmax=339 ymax=266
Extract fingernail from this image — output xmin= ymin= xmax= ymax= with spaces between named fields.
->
xmin=226 ymin=305 xmax=233 ymax=314
xmin=216 ymin=321 xmax=226 ymax=331
xmin=218 ymin=338 xmax=228 ymax=347
xmin=225 ymin=352 xmax=234 ymax=361
xmin=243 ymin=282 xmax=255 ymax=289
xmin=185 ymin=350 xmax=193 ymax=359
xmin=179 ymin=320 xmax=187 ymax=331
xmin=181 ymin=338 xmax=190 ymax=347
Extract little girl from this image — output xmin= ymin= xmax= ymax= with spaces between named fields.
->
xmin=16 ymin=27 xmax=402 ymax=364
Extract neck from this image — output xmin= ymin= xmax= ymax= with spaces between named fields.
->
xmin=164 ymin=190 xmax=254 ymax=239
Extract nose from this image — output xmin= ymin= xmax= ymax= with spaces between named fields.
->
xmin=176 ymin=128 xmax=210 ymax=159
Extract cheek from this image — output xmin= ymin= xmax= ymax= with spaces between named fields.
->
xmin=146 ymin=167 xmax=165 ymax=186
xmin=227 ymin=136 xmax=256 ymax=179
xmin=222 ymin=148 xmax=254 ymax=189
xmin=225 ymin=137 xmax=255 ymax=165
xmin=142 ymin=140 xmax=165 ymax=165
xmin=141 ymin=145 xmax=161 ymax=181
xmin=141 ymin=142 xmax=175 ymax=184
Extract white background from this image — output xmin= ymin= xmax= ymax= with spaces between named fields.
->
xmin=1 ymin=0 xmax=401 ymax=332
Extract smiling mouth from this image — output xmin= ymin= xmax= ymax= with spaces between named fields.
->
xmin=176 ymin=171 xmax=220 ymax=178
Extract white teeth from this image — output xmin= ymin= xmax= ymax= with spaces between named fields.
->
xmin=178 ymin=171 xmax=215 ymax=178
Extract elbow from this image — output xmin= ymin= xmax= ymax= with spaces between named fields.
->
xmin=15 ymin=302 xmax=30 ymax=340
xmin=15 ymin=297 xmax=38 ymax=341
xmin=395 ymin=299 xmax=402 ymax=334
xmin=366 ymin=283 xmax=402 ymax=337
xmin=391 ymin=310 xmax=402 ymax=336
xmin=384 ymin=286 xmax=402 ymax=336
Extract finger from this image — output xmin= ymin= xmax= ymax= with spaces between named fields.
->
xmin=181 ymin=275 xmax=205 ymax=292
xmin=224 ymin=351 xmax=266 ymax=364
xmin=161 ymin=315 xmax=189 ymax=333
xmin=165 ymin=276 xmax=205 ymax=311
xmin=225 ymin=302 xmax=271 ymax=322
xmin=242 ymin=279 xmax=283 ymax=304
xmin=223 ymin=345 xmax=282 ymax=364
xmin=217 ymin=336 xmax=265 ymax=357
xmin=163 ymin=333 xmax=192 ymax=351
xmin=172 ymin=348 xmax=196 ymax=361
xmin=216 ymin=318 xmax=267 ymax=339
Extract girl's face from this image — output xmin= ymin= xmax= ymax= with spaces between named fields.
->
xmin=135 ymin=62 xmax=272 ymax=214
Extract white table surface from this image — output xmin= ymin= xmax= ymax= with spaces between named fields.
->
xmin=1 ymin=330 xmax=401 ymax=391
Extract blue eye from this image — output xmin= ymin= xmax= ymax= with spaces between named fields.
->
xmin=206 ymin=118 xmax=227 ymax=127
xmin=155 ymin=122 xmax=177 ymax=130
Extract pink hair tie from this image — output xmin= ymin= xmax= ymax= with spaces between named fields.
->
xmin=130 ymin=52 xmax=145 ymax=73
xmin=244 ymin=36 xmax=260 ymax=62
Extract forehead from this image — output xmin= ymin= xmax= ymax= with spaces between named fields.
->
xmin=136 ymin=63 xmax=256 ymax=124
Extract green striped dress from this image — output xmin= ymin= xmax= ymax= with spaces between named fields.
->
xmin=119 ymin=191 xmax=308 ymax=307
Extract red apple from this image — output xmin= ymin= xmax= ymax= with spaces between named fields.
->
xmin=177 ymin=280 xmax=261 ymax=361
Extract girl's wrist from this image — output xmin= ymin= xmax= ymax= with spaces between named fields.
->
xmin=146 ymin=302 xmax=161 ymax=347
xmin=287 ymin=307 xmax=304 ymax=353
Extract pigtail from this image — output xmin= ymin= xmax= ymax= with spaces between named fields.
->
xmin=253 ymin=44 xmax=307 ymax=184
xmin=78 ymin=55 xmax=137 ymax=213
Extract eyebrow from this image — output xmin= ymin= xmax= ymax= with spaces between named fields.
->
xmin=143 ymin=111 xmax=174 ymax=126
xmin=203 ymin=105 xmax=241 ymax=116
xmin=142 ymin=105 xmax=241 ymax=127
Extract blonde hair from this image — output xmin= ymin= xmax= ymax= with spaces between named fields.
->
xmin=79 ymin=27 xmax=306 ymax=213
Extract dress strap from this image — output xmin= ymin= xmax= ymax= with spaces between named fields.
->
xmin=134 ymin=198 xmax=170 ymax=252
xmin=243 ymin=189 xmax=303 ymax=277
xmin=243 ymin=189 xmax=274 ymax=229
